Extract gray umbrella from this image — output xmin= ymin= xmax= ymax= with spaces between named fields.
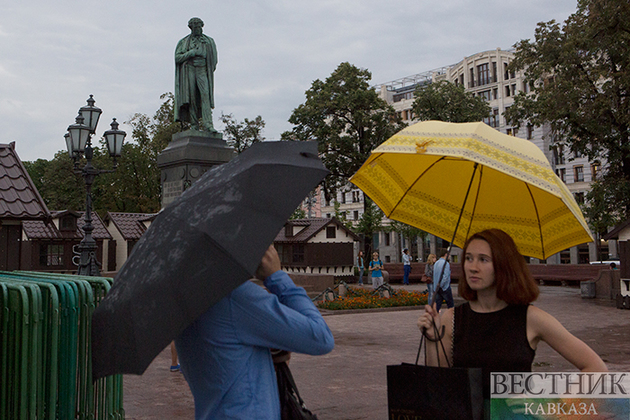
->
xmin=91 ymin=141 xmax=328 ymax=379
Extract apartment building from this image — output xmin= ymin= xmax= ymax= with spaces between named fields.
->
xmin=320 ymin=48 xmax=605 ymax=265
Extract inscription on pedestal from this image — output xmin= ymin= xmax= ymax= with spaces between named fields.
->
xmin=163 ymin=180 xmax=184 ymax=207
xmin=157 ymin=130 xmax=235 ymax=209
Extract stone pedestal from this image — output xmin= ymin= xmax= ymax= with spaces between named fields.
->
xmin=157 ymin=130 xmax=235 ymax=207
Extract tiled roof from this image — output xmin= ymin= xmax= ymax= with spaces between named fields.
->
xmin=23 ymin=210 xmax=112 ymax=240
xmin=105 ymin=212 xmax=156 ymax=240
xmin=274 ymin=217 xmax=359 ymax=243
xmin=77 ymin=211 xmax=112 ymax=240
xmin=0 ymin=142 xmax=51 ymax=220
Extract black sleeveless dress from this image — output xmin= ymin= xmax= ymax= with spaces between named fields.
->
xmin=453 ymin=302 xmax=536 ymax=398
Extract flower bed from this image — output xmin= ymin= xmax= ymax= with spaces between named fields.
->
xmin=317 ymin=287 xmax=428 ymax=310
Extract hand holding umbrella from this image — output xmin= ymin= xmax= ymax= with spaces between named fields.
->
xmin=255 ymin=245 xmax=282 ymax=281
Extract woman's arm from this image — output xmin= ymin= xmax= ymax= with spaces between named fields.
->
xmin=417 ymin=305 xmax=453 ymax=366
xmin=527 ymin=306 xmax=607 ymax=371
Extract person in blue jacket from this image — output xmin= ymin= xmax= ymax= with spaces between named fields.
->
xmin=176 ymin=245 xmax=335 ymax=420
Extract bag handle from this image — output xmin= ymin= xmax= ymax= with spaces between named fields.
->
xmin=417 ymin=315 xmax=450 ymax=368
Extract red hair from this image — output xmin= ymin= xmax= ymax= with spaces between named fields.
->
xmin=459 ymin=229 xmax=539 ymax=304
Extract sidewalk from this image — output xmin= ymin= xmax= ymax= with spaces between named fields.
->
xmin=123 ymin=284 xmax=630 ymax=420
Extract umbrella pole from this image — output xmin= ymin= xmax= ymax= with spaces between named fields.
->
xmin=430 ymin=163 xmax=478 ymax=306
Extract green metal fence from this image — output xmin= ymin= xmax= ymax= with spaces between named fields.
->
xmin=0 ymin=271 xmax=124 ymax=420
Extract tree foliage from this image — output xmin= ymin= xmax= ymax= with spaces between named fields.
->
xmin=412 ymin=80 xmax=491 ymax=122
xmin=354 ymin=198 xmax=384 ymax=255
xmin=282 ymin=62 xmax=406 ymax=201
xmin=220 ymin=113 xmax=265 ymax=154
xmin=505 ymin=0 xmax=630 ymax=220
xmin=24 ymin=153 xmax=84 ymax=211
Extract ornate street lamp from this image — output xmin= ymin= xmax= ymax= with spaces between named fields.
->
xmin=65 ymin=95 xmax=126 ymax=276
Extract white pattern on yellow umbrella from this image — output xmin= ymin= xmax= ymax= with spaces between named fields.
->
xmin=350 ymin=120 xmax=592 ymax=259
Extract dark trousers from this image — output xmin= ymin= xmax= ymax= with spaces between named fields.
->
xmin=435 ymin=286 xmax=454 ymax=311
xmin=403 ymin=265 xmax=411 ymax=284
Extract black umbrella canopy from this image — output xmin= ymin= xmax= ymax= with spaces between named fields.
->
xmin=91 ymin=141 xmax=328 ymax=379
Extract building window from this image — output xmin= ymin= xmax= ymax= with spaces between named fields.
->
xmin=478 ymin=90 xmax=491 ymax=101
xmin=353 ymin=210 xmax=359 ymax=220
xmin=384 ymin=232 xmax=390 ymax=246
xmin=40 ymin=244 xmax=64 ymax=266
xmin=591 ymin=163 xmax=600 ymax=180
xmin=489 ymin=108 xmax=499 ymax=127
xmin=325 ymin=213 xmax=331 ymax=218
xmin=557 ymin=168 xmax=566 ymax=183
xmin=477 ymin=63 xmax=490 ymax=86
xmin=505 ymin=85 xmax=511 ymax=97
xmin=511 ymin=84 xmax=517 ymax=96
xmin=527 ymin=124 xmax=534 ymax=140
xmin=60 ymin=215 xmax=76 ymax=231
xmin=504 ymin=63 xmax=510 ymax=81
xmin=574 ymin=192 xmax=585 ymax=205
xmin=492 ymin=62 xmax=497 ymax=82
xmin=492 ymin=88 xmax=499 ymax=100
xmin=352 ymin=191 xmax=360 ymax=203
xmin=574 ymin=166 xmax=584 ymax=182
xmin=340 ymin=192 xmax=346 ymax=204
xmin=292 ymin=244 xmax=305 ymax=263
xmin=553 ymin=145 xmax=565 ymax=165
xmin=469 ymin=68 xmax=475 ymax=87
xmin=326 ymin=226 xmax=336 ymax=238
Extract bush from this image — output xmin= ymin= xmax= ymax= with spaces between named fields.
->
xmin=317 ymin=287 xmax=427 ymax=310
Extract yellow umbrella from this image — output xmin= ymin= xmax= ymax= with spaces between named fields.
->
xmin=350 ymin=120 xmax=593 ymax=260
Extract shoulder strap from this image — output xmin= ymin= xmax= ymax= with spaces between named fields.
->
xmin=277 ymin=361 xmax=306 ymax=405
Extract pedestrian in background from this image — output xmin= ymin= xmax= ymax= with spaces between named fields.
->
xmin=424 ymin=253 xmax=436 ymax=303
xmin=433 ymin=251 xmax=454 ymax=311
xmin=357 ymin=250 xmax=365 ymax=285
xmin=369 ymin=252 xmax=384 ymax=290
xmin=402 ymin=248 xmax=412 ymax=285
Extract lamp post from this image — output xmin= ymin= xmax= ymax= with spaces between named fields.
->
xmin=65 ymin=95 xmax=126 ymax=276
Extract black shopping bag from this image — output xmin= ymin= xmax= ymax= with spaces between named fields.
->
xmin=387 ymin=320 xmax=483 ymax=420
xmin=387 ymin=363 xmax=483 ymax=420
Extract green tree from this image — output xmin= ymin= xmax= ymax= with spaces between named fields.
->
xmin=411 ymin=80 xmax=491 ymax=122
xmin=282 ymin=62 xmax=406 ymax=201
xmin=354 ymin=198 xmax=384 ymax=256
xmin=583 ymin=180 xmax=622 ymax=260
xmin=24 ymin=152 xmax=84 ymax=211
xmin=220 ymin=113 xmax=265 ymax=154
xmin=289 ymin=207 xmax=306 ymax=220
xmin=505 ymin=0 xmax=630 ymax=221
xmin=101 ymin=92 xmax=184 ymax=213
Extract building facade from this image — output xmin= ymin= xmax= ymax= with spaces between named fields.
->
xmin=321 ymin=48 xmax=604 ymax=265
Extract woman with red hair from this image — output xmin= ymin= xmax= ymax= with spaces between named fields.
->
xmin=418 ymin=229 xmax=606 ymax=400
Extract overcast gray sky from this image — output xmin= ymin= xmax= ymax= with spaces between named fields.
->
xmin=1 ymin=0 xmax=578 ymax=162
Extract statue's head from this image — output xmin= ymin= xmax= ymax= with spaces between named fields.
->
xmin=188 ymin=17 xmax=204 ymax=33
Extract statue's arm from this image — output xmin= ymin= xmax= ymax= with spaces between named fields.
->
xmin=175 ymin=39 xmax=196 ymax=64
